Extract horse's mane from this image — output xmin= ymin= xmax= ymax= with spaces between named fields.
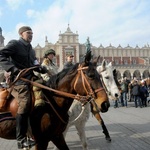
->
xmin=113 ymin=69 xmax=120 ymax=87
xmin=46 ymin=63 xmax=79 ymax=89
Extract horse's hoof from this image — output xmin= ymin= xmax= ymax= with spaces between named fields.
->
xmin=105 ymin=137 xmax=111 ymax=142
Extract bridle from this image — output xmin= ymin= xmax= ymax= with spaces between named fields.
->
xmin=74 ymin=64 xmax=105 ymax=104
xmin=98 ymin=68 xmax=111 ymax=96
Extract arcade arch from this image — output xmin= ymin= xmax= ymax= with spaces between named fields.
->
xmin=133 ymin=70 xmax=141 ymax=79
xmin=115 ymin=70 xmax=121 ymax=80
xmin=115 ymin=69 xmax=150 ymax=81
xmin=123 ymin=70 xmax=131 ymax=79
xmin=142 ymin=70 xmax=150 ymax=78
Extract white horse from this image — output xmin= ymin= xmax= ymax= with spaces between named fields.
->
xmin=97 ymin=60 xmax=120 ymax=101
xmin=53 ymin=59 xmax=120 ymax=150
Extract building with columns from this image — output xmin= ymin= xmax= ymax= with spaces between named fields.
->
xmin=0 ymin=25 xmax=150 ymax=80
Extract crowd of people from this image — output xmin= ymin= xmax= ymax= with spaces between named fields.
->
xmin=114 ymin=77 xmax=150 ymax=108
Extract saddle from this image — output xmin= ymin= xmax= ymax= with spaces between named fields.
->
xmin=0 ymin=88 xmax=16 ymax=129
xmin=0 ymin=80 xmax=45 ymax=117
xmin=0 ymin=88 xmax=9 ymax=111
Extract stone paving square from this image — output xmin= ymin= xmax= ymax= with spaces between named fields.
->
xmin=0 ymin=102 xmax=150 ymax=150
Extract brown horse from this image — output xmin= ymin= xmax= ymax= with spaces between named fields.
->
xmin=0 ymin=52 xmax=109 ymax=150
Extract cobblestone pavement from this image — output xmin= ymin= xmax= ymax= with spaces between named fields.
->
xmin=0 ymin=102 xmax=150 ymax=150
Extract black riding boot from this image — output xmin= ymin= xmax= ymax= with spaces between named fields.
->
xmin=16 ymin=113 xmax=36 ymax=149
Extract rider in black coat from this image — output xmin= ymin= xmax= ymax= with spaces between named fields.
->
xmin=0 ymin=26 xmax=39 ymax=149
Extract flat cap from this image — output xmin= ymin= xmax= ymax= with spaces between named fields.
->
xmin=18 ymin=26 xmax=32 ymax=34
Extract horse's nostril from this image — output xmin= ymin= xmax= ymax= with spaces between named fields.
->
xmin=101 ymin=101 xmax=110 ymax=112
xmin=115 ymin=93 xmax=118 ymax=97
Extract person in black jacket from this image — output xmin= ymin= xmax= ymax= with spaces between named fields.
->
xmin=131 ymin=80 xmax=142 ymax=108
xmin=63 ymin=53 xmax=74 ymax=69
xmin=0 ymin=26 xmax=44 ymax=149
xmin=140 ymin=80 xmax=149 ymax=107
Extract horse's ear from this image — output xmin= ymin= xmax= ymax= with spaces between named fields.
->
xmin=101 ymin=59 xmax=106 ymax=71
xmin=113 ymin=69 xmax=116 ymax=76
xmin=113 ymin=69 xmax=116 ymax=73
xmin=97 ymin=55 xmax=100 ymax=63
xmin=108 ymin=62 xmax=112 ymax=67
xmin=84 ymin=51 xmax=92 ymax=64
xmin=93 ymin=55 xmax=100 ymax=66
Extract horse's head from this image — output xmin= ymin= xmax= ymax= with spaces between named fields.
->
xmin=97 ymin=60 xmax=120 ymax=100
xmin=73 ymin=52 xmax=110 ymax=112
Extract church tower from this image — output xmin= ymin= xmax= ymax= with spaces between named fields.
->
xmin=0 ymin=27 xmax=5 ymax=49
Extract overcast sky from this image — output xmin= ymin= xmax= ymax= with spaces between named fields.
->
xmin=0 ymin=0 xmax=150 ymax=48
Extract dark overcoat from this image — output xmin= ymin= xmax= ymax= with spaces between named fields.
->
xmin=0 ymin=38 xmax=36 ymax=84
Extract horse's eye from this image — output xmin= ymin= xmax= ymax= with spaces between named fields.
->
xmin=105 ymin=76 xmax=109 ymax=79
xmin=88 ymin=74 xmax=95 ymax=79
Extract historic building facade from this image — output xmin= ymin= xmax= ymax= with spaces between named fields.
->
xmin=0 ymin=25 xmax=150 ymax=80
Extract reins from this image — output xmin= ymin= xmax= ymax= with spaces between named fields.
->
xmin=98 ymin=67 xmax=113 ymax=97
xmin=10 ymin=66 xmax=104 ymax=103
xmin=20 ymin=77 xmax=90 ymax=101
xmin=7 ymin=66 xmax=39 ymax=99
xmin=19 ymin=77 xmax=92 ymax=124
xmin=9 ymin=65 xmax=105 ymax=123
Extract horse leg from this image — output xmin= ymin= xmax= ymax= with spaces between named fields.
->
xmin=52 ymin=134 xmax=69 ymax=150
xmin=34 ymin=141 xmax=48 ymax=150
xmin=53 ymin=125 xmax=70 ymax=150
xmin=75 ymin=121 xmax=88 ymax=150
xmin=0 ymin=119 xmax=16 ymax=139
xmin=53 ymin=122 xmax=72 ymax=150
xmin=93 ymin=112 xmax=111 ymax=142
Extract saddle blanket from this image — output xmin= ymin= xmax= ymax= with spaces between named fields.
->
xmin=0 ymin=112 xmax=15 ymax=123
